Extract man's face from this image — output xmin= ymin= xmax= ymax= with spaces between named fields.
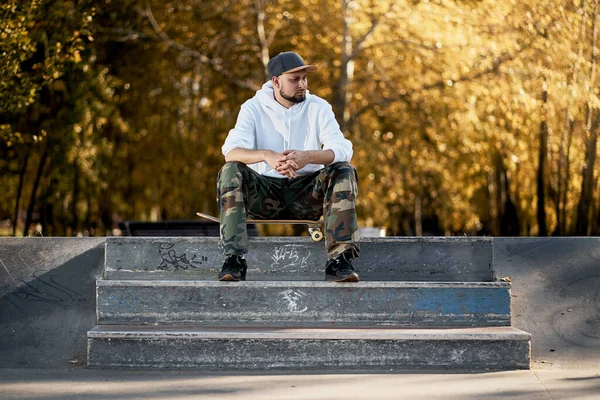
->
xmin=276 ymin=72 xmax=308 ymax=103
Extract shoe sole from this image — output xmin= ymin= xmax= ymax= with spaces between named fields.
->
xmin=218 ymin=274 xmax=240 ymax=282
xmin=326 ymin=272 xmax=360 ymax=283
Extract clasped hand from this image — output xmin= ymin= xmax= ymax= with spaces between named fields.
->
xmin=269 ymin=150 xmax=310 ymax=178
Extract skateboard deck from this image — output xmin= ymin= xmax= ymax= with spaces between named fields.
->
xmin=196 ymin=212 xmax=325 ymax=241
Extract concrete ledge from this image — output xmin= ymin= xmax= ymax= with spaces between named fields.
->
xmin=88 ymin=325 xmax=531 ymax=341
xmin=96 ymin=281 xmax=511 ymax=326
xmin=104 ymin=237 xmax=494 ymax=281
xmin=87 ymin=326 xmax=530 ymax=370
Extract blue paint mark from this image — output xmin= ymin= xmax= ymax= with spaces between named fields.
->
xmin=105 ymin=295 xmax=119 ymax=310
xmin=412 ymin=288 xmax=509 ymax=315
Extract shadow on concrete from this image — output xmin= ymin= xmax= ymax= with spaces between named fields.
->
xmin=0 ymin=244 xmax=104 ymax=369
xmin=563 ymin=375 xmax=600 ymax=382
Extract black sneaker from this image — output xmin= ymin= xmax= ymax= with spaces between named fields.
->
xmin=325 ymin=251 xmax=359 ymax=282
xmin=218 ymin=254 xmax=248 ymax=281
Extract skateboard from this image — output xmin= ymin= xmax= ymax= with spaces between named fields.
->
xmin=196 ymin=212 xmax=325 ymax=242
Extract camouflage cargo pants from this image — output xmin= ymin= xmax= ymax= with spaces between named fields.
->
xmin=217 ymin=161 xmax=360 ymax=259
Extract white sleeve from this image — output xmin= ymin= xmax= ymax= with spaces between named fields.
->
xmin=319 ymin=104 xmax=353 ymax=163
xmin=222 ymin=105 xmax=256 ymax=156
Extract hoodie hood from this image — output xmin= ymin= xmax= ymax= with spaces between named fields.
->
xmin=256 ymin=81 xmax=311 ymax=112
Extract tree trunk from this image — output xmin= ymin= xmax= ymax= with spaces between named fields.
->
xmin=84 ymin=193 xmax=92 ymax=235
xmin=592 ymin=178 xmax=600 ymax=234
xmin=100 ymin=199 xmax=113 ymax=236
xmin=596 ymin=179 xmax=600 ymax=234
xmin=415 ymin=193 xmax=423 ymax=236
xmin=255 ymin=0 xmax=271 ymax=82
xmin=23 ymin=145 xmax=49 ymax=236
xmin=537 ymin=78 xmax=549 ymax=236
xmin=39 ymin=178 xmax=54 ymax=236
xmin=562 ymin=126 xmax=574 ymax=233
xmin=576 ymin=2 xmax=599 ymax=235
xmin=575 ymin=115 xmax=599 ymax=234
xmin=493 ymin=150 xmax=520 ymax=236
xmin=70 ymin=159 xmax=80 ymax=235
xmin=12 ymin=145 xmax=31 ymax=236
xmin=500 ymin=166 xmax=521 ymax=236
xmin=333 ymin=0 xmax=353 ymax=132
xmin=494 ymin=151 xmax=504 ymax=235
xmin=556 ymin=0 xmax=587 ymax=235
xmin=487 ymin=168 xmax=498 ymax=236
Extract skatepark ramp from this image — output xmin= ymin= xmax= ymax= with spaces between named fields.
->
xmin=3 ymin=237 xmax=598 ymax=370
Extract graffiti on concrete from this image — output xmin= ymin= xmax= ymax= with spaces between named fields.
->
xmin=3 ymin=270 xmax=84 ymax=315
xmin=270 ymin=245 xmax=311 ymax=270
xmin=157 ymin=243 xmax=209 ymax=271
xmin=279 ymin=289 xmax=308 ymax=313
xmin=101 ymin=288 xmax=158 ymax=312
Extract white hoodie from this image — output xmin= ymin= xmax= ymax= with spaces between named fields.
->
xmin=222 ymin=81 xmax=353 ymax=178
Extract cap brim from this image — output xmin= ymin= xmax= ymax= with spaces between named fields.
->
xmin=283 ymin=65 xmax=318 ymax=74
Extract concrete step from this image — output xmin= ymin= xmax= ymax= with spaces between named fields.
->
xmin=97 ymin=281 xmax=511 ymax=327
xmin=87 ymin=325 xmax=531 ymax=370
xmin=104 ymin=237 xmax=494 ymax=281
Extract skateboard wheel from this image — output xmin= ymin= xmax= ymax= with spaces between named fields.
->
xmin=311 ymin=230 xmax=324 ymax=242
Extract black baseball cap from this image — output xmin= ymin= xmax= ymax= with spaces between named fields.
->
xmin=267 ymin=52 xmax=318 ymax=78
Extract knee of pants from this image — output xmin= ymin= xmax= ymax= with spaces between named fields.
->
xmin=218 ymin=161 xmax=250 ymax=188
xmin=326 ymin=162 xmax=356 ymax=174
xmin=325 ymin=162 xmax=358 ymax=184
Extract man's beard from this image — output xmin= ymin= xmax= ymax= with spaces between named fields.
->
xmin=280 ymin=89 xmax=306 ymax=104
